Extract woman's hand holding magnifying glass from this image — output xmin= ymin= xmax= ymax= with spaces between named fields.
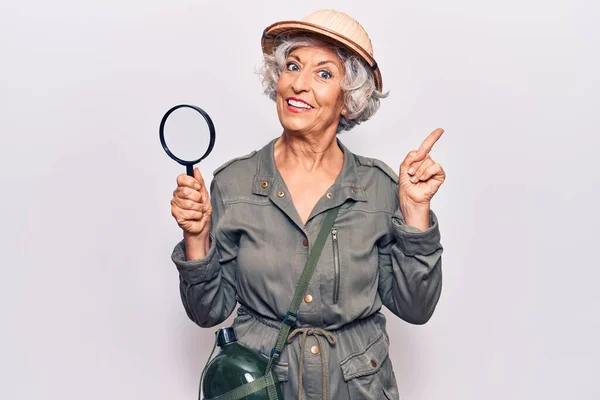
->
xmin=171 ymin=167 xmax=212 ymax=260
xmin=160 ymin=104 xmax=216 ymax=260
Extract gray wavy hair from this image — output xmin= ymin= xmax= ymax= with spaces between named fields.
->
xmin=259 ymin=36 xmax=388 ymax=133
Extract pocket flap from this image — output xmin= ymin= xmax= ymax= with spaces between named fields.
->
xmin=272 ymin=361 xmax=289 ymax=383
xmin=340 ymin=332 xmax=389 ymax=381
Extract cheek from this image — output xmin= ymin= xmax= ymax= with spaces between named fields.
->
xmin=316 ymin=86 xmax=344 ymax=110
xmin=275 ymin=78 xmax=286 ymax=107
xmin=275 ymin=73 xmax=290 ymax=94
xmin=275 ymin=77 xmax=283 ymax=93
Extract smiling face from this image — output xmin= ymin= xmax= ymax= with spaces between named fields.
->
xmin=275 ymin=45 xmax=346 ymax=137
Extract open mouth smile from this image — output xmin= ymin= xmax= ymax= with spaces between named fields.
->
xmin=286 ymin=97 xmax=314 ymax=112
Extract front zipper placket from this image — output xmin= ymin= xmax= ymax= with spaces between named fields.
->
xmin=331 ymin=228 xmax=341 ymax=304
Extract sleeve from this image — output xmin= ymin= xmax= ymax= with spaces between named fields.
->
xmin=171 ymin=177 xmax=238 ymax=328
xmin=377 ymin=192 xmax=443 ymax=325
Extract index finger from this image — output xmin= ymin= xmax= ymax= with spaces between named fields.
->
xmin=417 ymin=128 xmax=444 ymax=154
xmin=177 ymin=173 xmax=201 ymax=190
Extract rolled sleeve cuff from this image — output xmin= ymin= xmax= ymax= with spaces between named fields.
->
xmin=171 ymin=234 xmax=219 ymax=284
xmin=392 ymin=209 xmax=442 ymax=256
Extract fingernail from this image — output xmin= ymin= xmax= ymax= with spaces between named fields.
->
xmin=408 ymin=168 xmax=415 ymax=175
xmin=195 ymin=183 xmax=201 ymax=190
xmin=410 ymin=177 xmax=418 ymax=183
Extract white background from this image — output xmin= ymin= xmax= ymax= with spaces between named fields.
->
xmin=1 ymin=0 xmax=599 ymax=399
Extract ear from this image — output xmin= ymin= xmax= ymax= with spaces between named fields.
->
xmin=341 ymin=107 xmax=348 ymax=117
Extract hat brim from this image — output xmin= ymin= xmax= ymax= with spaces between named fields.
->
xmin=261 ymin=20 xmax=383 ymax=91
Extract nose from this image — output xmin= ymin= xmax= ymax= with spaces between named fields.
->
xmin=291 ymin=68 xmax=310 ymax=93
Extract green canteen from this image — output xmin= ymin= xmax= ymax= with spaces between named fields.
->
xmin=201 ymin=328 xmax=283 ymax=399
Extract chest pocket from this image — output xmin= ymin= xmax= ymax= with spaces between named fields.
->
xmin=340 ymin=332 xmax=398 ymax=399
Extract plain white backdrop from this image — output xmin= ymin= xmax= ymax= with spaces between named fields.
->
xmin=1 ymin=0 xmax=599 ymax=399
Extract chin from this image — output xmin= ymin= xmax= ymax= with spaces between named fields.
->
xmin=280 ymin=120 xmax=310 ymax=135
xmin=277 ymin=110 xmax=309 ymax=134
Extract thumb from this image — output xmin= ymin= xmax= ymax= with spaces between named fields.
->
xmin=193 ymin=167 xmax=206 ymax=188
xmin=400 ymin=149 xmax=428 ymax=172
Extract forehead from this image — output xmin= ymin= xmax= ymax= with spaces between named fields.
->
xmin=288 ymin=45 xmax=343 ymax=66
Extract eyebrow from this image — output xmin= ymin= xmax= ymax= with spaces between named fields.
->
xmin=289 ymin=54 xmax=340 ymax=70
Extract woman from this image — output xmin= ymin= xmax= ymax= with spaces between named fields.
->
xmin=170 ymin=9 xmax=446 ymax=400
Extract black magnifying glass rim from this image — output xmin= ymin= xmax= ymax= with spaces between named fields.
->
xmin=159 ymin=104 xmax=216 ymax=166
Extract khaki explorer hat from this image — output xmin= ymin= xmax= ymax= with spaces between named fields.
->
xmin=261 ymin=9 xmax=383 ymax=91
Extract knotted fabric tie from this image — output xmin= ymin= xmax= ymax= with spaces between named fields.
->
xmin=287 ymin=328 xmax=336 ymax=400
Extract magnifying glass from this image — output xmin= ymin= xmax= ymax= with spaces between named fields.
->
xmin=159 ymin=104 xmax=216 ymax=177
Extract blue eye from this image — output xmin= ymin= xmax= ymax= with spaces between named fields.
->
xmin=286 ymin=62 xmax=299 ymax=71
xmin=319 ymin=70 xmax=332 ymax=79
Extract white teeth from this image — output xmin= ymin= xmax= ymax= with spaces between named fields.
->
xmin=287 ymin=99 xmax=311 ymax=109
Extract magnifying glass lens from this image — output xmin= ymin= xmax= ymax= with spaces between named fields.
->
xmin=162 ymin=106 xmax=212 ymax=164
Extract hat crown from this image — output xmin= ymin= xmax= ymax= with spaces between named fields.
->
xmin=302 ymin=10 xmax=374 ymax=57
xmin=261 ymin=9 xmax=383 ymax=90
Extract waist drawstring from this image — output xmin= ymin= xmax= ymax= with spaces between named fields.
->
xmin=287 ymin=328 xmax=336 ymax=400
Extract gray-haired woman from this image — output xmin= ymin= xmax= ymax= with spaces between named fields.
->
xmin=170 ymin=9 xmax=446 ymax=400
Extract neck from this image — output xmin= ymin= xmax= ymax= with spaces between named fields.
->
xmin=274 ymin=129 xmax=343 ymax=173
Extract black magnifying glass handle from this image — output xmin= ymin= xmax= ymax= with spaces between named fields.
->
xmin=186 ymin=165 xmax=194 ymax=177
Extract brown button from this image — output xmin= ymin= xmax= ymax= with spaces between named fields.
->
xmin=304 ymin=294 xmax=313 ymax=303
xmin=311 ymin=346 xmax=319 ymax=355
xmin=370 ymin=359 xmax=378 ymax=368
xmin=326 ymin=193 xmax=333 ymax=199
xmin=277 ymin=191 xmax=285 ymax=198
xmin=302 ymin=239 xmax=308 ymax=247
xmin=260 ymin=181 xmax=269 ymax=189
xmin=351 ymin=188 xmax=357 ymax=193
